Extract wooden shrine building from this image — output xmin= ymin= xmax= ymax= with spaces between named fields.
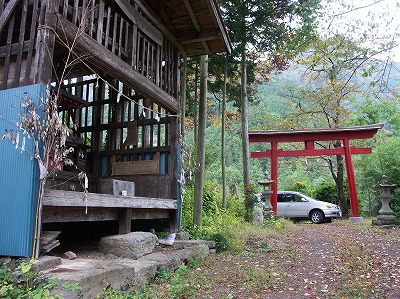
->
xmin=0 ymin=0 xmax=231 ymax=256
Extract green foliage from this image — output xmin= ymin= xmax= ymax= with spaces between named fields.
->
xmin=359 ymin=135 xmax=400 ymax=216
xmin=243 ymin=183 xmax=258 ymax=221
xmin=97 ymin=265 xmax=203 ymax=299
xmin=181 ymin=181 xmax=248 ymax=252
xmin=167 ymin=266 xmax=195 ymax=298
xmin=0 ymin=258 xmax=64 ymax=299
xmin=99 ymin=264 xmax=208 ymax=299
xmin=61 ymin=282 xmax=82 ymax=293
xmin=210 ymin=233 xmax=230 ymax=253
xmin=153 ymin=268 xmax=172 ymax=285
xmin=202 ymin=189 xmax=219 ymax=216
xmin=262 ymin=215 xmax=292 ymax=230
xmin=312 ymin=180 xmax=338 ymax=204
xmin=97 ymin=288 xmax=133 ymax=299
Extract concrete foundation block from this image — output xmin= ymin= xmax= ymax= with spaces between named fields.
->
xmin=349 ymin=217 xmax=364 ymax=223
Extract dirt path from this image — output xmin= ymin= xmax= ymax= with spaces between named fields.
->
xmin=194 ymin=221 xmax=400 ymax=299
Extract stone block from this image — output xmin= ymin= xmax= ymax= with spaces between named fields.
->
xmin=99 ymin=232 xmax=157 ymax=259
xmin=140 ymin=252 xmax=183 ymax=272
xmin=172 ymin=240 xmax=216 ymax=249
xmin=99 ymin=179 xmax=135 ymax=196
xmin=34 ymin=255 xmax=61 ymax=272
xmin=175 ymin=231 xmax=190 ymax=240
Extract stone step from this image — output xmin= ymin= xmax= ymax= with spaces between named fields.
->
xmin=42 ymin=244 xmax=210 ymax=299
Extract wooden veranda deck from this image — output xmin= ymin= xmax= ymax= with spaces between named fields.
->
xmin=43 ymin=189 xmax=178 ymax=234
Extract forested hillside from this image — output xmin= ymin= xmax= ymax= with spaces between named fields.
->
xmin=183 ymin=57 xmax=400 ymax=224
xmin=180 ymin=0 xmax=400 ymax=238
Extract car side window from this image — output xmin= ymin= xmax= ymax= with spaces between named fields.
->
xmin=286 ymin=194 xmax=295 ymax=202
xmin=277 ymin=194 xmax=286 ymax=202
xmin=293 ymin=194 xmax=306 ymax=202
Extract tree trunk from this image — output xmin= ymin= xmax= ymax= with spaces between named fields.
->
xmin=194 ymin=63 xmax=199 ymax=143
xmin=240 ymin=48 xmax=251 ymax=187
xmin=194 ymin=55 xmax=208 ymax=227
xmin=180 ymin=57 xmax=187 ymax=137
xmin=222 ymin=54 xmax=228 ymax=209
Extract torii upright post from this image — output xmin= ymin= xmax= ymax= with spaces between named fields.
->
xmin=343 ymin=138 xmax=361 ymax=221
xmin=270 ymin=141 xmax=278 ymax=215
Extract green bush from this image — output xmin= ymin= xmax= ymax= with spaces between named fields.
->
xmin=312 ymin=180 xmax=338 ymax=204
xmin=97 ymin=288 xmax=133 ymax=299
xmin=210 ymin=233 xmax=230 ymax=253
xmin=0 ymin=258 xmax=65 ymax=299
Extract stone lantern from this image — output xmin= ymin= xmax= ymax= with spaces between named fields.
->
xmin=257 ymin=176 xmax=275 ymax=219
xmin=372 ymin=175 xmax=400 ymax=227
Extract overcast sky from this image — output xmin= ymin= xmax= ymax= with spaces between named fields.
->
xmin=319 ymin=0 xmax=400 ymax=60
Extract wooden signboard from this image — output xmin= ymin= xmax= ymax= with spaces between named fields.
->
xmin=112 ymin=160 xmax=159 ymax=175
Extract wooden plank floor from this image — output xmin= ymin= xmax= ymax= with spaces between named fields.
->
xmin=43 ymin=189 xmax=177 ymax=209
xmin=42 ymin=189 xmax=178 ymax=233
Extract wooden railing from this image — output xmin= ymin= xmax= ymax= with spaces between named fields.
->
xmin=57 ymin=0 xmax=178 ymax=98
xmin=0 ymin=0 xmax=179 ymax=101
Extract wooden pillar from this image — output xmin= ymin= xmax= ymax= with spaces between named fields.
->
xmin=33 ymin=0 xmax=58 ymax=84
xmin=270 ymin=141 xmax=279 ymax=215
xmin=343 ymin=138 xmax=360 ymax=217
xmin=169 ymin=209 xmax=178 ymax=232
xmin=170 ymin=115 xmax=179 ymax=198
xmin=118 ymin=208 xmax=132 ymax=234
xmin=92 ymin=78 xmax=104 ymax=178
xmin=180 ymin=57 xmax=187 ymax=137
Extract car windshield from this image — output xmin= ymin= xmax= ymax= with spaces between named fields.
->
xmin=298 ymin=193 xmax=315 ymax=201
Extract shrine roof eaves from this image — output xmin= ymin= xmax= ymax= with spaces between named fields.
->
xmin=142 ymin=0 xmax=231 ymax=56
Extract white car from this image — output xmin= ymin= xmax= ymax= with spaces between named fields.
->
xmin=257 ymin=191 xmax=342 ymax=224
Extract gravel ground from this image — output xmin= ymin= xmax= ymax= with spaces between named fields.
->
xmin=193 ymin=220 xmax=400 ymax=299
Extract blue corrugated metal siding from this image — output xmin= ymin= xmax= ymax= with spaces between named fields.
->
xmin=0 ymin=84 xmax=46 ymax=257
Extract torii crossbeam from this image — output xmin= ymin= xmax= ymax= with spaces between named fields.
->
xmin=249 ymin=124 xmax=384 ymax=218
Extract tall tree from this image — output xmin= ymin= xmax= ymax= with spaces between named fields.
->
xmin=218 ymin=0 xmax=321 ymax=199
xmin=194 ymin=55 xmax=208 ymax=226
xmin=180 ymin=57 xmax=187 ymax=137
xmin=222 ymin=54 xmax=228 ymax=209
xmin=292 ymin=34 xmax=382 ymax=216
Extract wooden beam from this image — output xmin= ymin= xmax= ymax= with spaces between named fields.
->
xmin=115 ymin=0 xmax=163 ymax=45
xmin=0 ymin=0 xmax=19 ymax=33
xmin=249 ymin=124 xmax=384 ymax=143
xmin=43 ymin=189 xmax=177 ymax=209
xmin=251 ymin=146 xmax=372 ymax=158
xmin=42 ymin=206 xmax=171 ymax=223
xmin=177 ymin=1 xmax=213 ymax=55
xmin=183 ymin=0 xmax=201 ymax=32
xmin=178 ymin=31 xmax=222 ymax=45
xmin=206 ymin=0 xmax=232 ymax=53
xmin=134 ymin=0 xmax=187 ymax=56
xmin=55 ymin=15 xmax=179 ymax=112
xmin=160 ymin=6 xmax=174 ymax=34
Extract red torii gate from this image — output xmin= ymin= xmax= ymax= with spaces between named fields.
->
xmin=249 ymin=123 xmax=384 ymax=218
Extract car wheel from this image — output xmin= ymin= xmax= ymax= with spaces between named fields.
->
xmin=310 ymin=210 xmax=324 ymax=224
